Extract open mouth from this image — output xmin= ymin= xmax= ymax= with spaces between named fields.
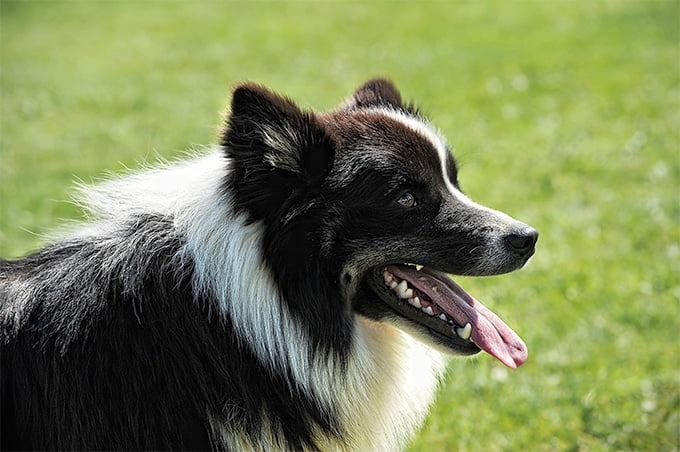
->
xmin=367 ymin=264 xmax=528 ymax=369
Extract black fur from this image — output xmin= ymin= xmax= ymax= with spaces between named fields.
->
xmin=222 ymin=84 xmax=353 ymax=357
xmin=0 ymin=215 xmax=337 ymax=450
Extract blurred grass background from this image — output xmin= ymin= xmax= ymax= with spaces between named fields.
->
xmin=1 ymin=1 xmax=678 ymax=450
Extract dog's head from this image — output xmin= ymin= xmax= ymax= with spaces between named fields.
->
xmin=222 ymin=79 xmax=537 ymax=368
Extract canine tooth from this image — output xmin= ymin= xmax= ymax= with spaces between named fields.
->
xmin=415 ymin=265 xmax=423 ymax=271
xmin=456 ymin=323 xmax=472 ymax=340
xmin=438 ymin=314 xmax=447 ymax=321
xmin=409 ymin=297 xmax=422 ymax=308
xmin=389 ymin=281 xmax=398 ymax=289
xmin=422 ymin=306 xmax=434 ymax=316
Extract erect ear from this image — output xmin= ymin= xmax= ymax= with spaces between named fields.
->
xmin=222 ymin=83 xmax=335 ymax=187
xmin=341 ymin=78 xmax=404 ymax=110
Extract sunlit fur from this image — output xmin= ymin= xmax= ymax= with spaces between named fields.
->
xmin=81 ymin=151 xmax=447 ymax=450
xmin=1 ymin=79 xmax=535 ymax=450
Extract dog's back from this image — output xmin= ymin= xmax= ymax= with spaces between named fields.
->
xmin=0 ymin=218 xmax=217 ymax=450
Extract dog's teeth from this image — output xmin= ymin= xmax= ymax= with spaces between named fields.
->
xmin=408 ymin=297 xmax=422 ymax=308
xmin=422 ymin=306 xmax=434 ymax=316
xmin=402 ymin=288 xmax=414 ymax=299
xmin=415 ymin=265 xmax=423 ymax=271
xmin=438 ymin=314 xmax=447 ymax=321
xmin=383 ymin=270 xmax=393 ymax=283
xmin=456 ymin=323 xmax=472 ymax=340
xmin=394 ymin=280 xmax=409 ymax=298
xmin=431 ymin=286 xmax=439 ymax=292
xmin=389 ymin=281 xmax=398 ymax=289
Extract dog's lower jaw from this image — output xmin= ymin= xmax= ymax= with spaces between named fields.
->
xmin=352 ymin=264 xmax=528 ymax=369
xmin=353 ymin=272 xmax=482 ymax=357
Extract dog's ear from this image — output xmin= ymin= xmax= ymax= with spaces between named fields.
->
xmin=222 ymin=83 xmax=335 ymax=187
xmin=342 ymin=78 xmax=404 ymax=110
xmin=222 ymin=84 xmax=336 ymax=222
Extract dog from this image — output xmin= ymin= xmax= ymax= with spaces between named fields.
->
xmin=0 ymin=79 xmax=537 ymax=451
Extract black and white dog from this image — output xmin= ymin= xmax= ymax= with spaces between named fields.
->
xmin=0 ymin=79 xmax=537 ymax=451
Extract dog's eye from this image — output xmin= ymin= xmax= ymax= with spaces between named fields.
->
xmin=397 ymin=192 xmax=417 ymax=208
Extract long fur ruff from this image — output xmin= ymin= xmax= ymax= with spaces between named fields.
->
xmin=1 ymin=149 xmax=445 ymax=451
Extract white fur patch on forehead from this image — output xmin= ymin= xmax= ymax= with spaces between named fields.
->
xmin=371 ymin=107 xmax=470 ymax=201
xmin=372 ymin=107 xmax=450 ymax=158
xmin=373 ymin=108 xmax=520 ymax=223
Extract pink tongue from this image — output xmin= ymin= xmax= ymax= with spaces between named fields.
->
xmin=388 ymin=266 xmax=528 ymax=368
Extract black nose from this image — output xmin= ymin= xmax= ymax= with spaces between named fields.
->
xmin=505 ymin=227 xmax=539 ymax=257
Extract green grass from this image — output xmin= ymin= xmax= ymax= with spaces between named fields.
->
xmin=1 ymin=1 xmax=678 ymax=450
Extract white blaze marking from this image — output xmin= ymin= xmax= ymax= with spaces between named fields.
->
xmin=373 ymin=107 xmax=516 ymax=225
